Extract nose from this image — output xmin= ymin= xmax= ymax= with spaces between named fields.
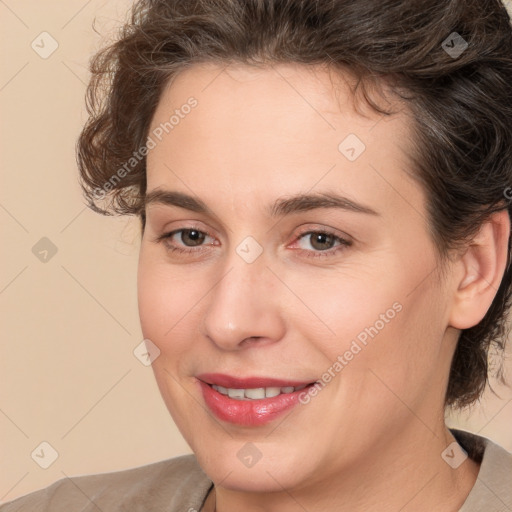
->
xmin=200 ymin=252 xmax=286 ymax=351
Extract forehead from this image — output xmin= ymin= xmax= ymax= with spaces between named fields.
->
xmin=146 ymin=62 xmax=424 ymax=223
xmin=149 ymin=62 xmax=402 ymax=144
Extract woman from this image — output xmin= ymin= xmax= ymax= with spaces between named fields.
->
xmin=3 ymin=0 xmax=512 ymax=510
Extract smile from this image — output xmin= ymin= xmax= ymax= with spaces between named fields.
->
xmin=197 ymin=373 xmax=317 ymax=426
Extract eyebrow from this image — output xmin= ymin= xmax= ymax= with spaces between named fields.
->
xmin=144 ymin=189 xmax=379 ymax=217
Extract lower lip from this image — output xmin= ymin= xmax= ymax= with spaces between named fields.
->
xmin=198 ymin=381 xmax=312 ymax=426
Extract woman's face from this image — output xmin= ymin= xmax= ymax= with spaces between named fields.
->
xmin=138 ymin=63 xmax=459 ymax=491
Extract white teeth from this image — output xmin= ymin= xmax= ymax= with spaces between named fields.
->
xmin=227 ymin=388 xmax=245 ymax=399
xmin=265 ymin=387 xmax=281 ymax=398
xmin=245 ymin=388 xmax=266 ymax=399
xmin=211 ymin=384 xmax=308 ymax=400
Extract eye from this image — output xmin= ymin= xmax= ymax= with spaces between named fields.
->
xmin=292 ymin=229 xmax=352 ymax=258
xmin=154 ymin=225 xmax=352 ymax=259
xmin=156 ymin=227 xmax=216 ymax=254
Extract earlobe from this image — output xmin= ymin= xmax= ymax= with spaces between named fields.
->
xmin=449 ymin=209 xmax=510 ymax=330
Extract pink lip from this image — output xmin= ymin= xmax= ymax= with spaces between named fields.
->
xmin=196 ymin=373 xmax=316 ymax=427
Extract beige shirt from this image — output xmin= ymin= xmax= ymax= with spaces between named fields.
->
xmin=1 ymin=430 xmax=510 ymax=511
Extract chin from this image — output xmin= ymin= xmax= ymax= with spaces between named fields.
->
xmin=193 ymin=444 xmax=313 ymax=493
xmin=206 ymin=463 xmax=304 ymax=492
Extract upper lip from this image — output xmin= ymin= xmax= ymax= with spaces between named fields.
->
xmin=197 ymin=373 xmax=316 ymax=389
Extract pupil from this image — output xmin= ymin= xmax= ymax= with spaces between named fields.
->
xmin=312 ymin=233 xmax=332 ymax=250
xmin=184 ymin=229 xmax=205 ymax=246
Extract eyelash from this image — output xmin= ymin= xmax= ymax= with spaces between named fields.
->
xmin=155 ymin=225 xmax=352 ymax=259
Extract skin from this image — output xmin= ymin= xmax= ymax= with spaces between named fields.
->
xmin=137 ymin=62 xmax=510 ymax=511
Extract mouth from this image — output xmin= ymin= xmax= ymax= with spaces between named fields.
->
xmin=210 ymin=383 xmax=308 ymax=400
xmin=196 ymin=373 xmax=318 ymax=426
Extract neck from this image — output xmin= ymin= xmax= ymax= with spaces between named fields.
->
xmin=211 ymin=423 xmax=480 ymax=512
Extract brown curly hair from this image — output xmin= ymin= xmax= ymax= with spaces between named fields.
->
xmin=76 ymin=0 xmax=512 ymax=409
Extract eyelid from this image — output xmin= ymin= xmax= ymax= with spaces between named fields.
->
xmin=288 ymin=226 xmax=353 ymax=257
xmin=293 ymin=224 xmax=352 ymax=243
xmin=153 ymin=224 xmax=216 ymax=247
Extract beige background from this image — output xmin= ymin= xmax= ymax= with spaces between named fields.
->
xmin=1 ymin=0 xmax=512 ymax=503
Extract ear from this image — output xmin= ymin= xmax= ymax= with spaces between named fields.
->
xmin=448 ymin=209 xmax=510 ymax=330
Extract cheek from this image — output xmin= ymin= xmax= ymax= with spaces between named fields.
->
xmin=137 ymin=257 xmax=200 ymax=358
xmin=137 ymin=256 xmax=203 ymax=430
xmin=336 ymin=280 xmax=449 ymax=418
xmin=294 ymin=260 xmax=445 ymax=392
xmin=280 ymin=264 xmax=404 ymax=359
